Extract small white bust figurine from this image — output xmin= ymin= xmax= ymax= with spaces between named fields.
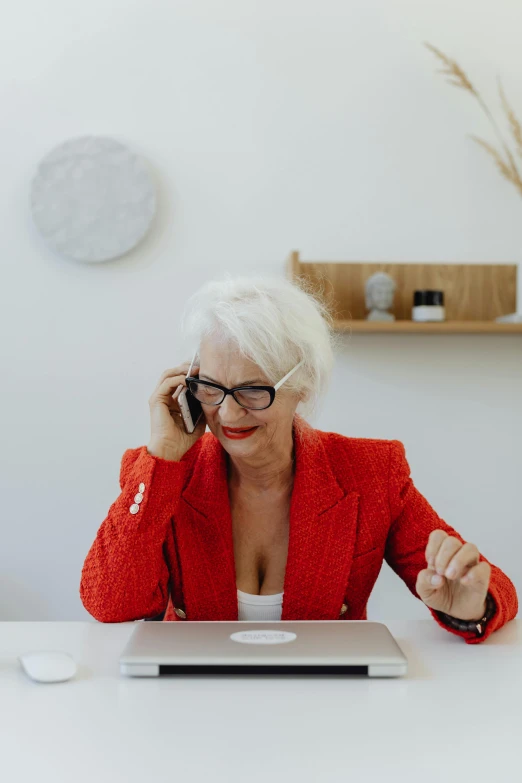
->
xmin=365 ymin=272 xmax=396 ymax=321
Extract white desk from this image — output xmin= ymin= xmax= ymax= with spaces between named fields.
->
xmin=1 ymin=619 xmax=520 ymax=783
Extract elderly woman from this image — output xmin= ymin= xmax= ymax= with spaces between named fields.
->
xmin=80 ymin=277 xmax=517 ymax=643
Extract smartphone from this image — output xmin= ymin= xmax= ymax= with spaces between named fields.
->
xmin=177 ymin=353 xmax=203 ymax=434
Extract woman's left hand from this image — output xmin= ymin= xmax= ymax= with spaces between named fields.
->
xmin=416 ymin=529 xmax=491 ymax=621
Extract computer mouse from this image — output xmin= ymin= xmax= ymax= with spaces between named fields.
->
xmin=18 ymin=650 xmax=77 ymax=683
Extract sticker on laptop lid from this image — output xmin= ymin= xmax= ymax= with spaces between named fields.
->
xmin=230 ymin=630 xmax=297 ymax=645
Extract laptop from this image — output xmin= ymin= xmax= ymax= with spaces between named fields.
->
xmin=119 ymin=620 xmax=407 ymax=678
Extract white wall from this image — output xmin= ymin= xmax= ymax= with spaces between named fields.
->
xmin=1 ymin=0 xmax=520 ymax=620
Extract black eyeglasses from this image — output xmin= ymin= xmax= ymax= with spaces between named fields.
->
xmin=185 ymin=358 xmax=304 ymax=411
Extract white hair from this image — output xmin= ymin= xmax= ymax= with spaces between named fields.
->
xmin=181 ymin=275 xmax=336 ymax=418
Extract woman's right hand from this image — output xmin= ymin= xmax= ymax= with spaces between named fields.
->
xmin=147 ymin=363 xmax=207 ymax=461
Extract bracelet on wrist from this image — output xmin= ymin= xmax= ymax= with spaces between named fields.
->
xmin=435 ymin=592 xmax=496 ymax=637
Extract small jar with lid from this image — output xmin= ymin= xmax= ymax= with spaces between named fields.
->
xmin=412 ymin=290 xmax=445 ymax=322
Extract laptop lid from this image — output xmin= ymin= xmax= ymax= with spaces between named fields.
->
xmin=120 ymin=621 xmax=408 ymax=678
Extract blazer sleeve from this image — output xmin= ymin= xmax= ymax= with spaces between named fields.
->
xmin=384 ymin=440 xmax=518 ymax=644
xmin=80 ymin=446 xmax=187 ymax=623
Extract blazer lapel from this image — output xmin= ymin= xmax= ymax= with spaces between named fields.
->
xmin=280 ymin=421 xmax=361 ymax=620
xmin=177 ymin=435 xmax=238 ymax=620
xmin=175 ymin=418 xmax=361 ymax=621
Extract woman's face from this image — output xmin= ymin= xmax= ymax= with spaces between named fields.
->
xmin=197 ymin=335 xmax=301 ymax=458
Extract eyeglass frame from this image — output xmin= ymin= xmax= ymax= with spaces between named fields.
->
xmin=184 ymin=353 xmax=304 ymax=411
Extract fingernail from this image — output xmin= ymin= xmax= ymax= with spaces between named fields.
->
xmin=431 ymin=574 xmax=443 ymax=586
xmin=445 ymin=566 xmax=456 ymax=578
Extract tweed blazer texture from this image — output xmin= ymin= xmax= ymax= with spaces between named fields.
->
xmin=80 ymin=418 xmax=518 ymax=644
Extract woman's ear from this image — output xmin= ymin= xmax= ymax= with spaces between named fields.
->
xmin=298 ymin=388 xmax=311 ymax=405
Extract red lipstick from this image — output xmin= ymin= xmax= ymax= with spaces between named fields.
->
xmin=222 ymin=425 xmax=259 ymax=440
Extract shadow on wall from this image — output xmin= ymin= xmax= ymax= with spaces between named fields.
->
xmin=0 ymin=574 xmax=51 ymax=620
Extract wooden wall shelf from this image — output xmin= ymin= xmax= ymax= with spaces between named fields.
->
xmin=287 ymin=252 xmax=520 ymax=334
xmin=335 ymin=320 xmax=522 ymax=334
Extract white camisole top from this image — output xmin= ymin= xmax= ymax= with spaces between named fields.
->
xmin=237 ymin=589 xmax=283 ymax=621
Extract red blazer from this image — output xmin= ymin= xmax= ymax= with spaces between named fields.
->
xmin=80 ymin=418 xmax=518 ymax=644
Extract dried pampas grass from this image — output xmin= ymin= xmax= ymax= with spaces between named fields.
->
xmin=498 ymin=79 xmax=522 ymax=161
xmin=425 ymin=42 xmax=522 ymax=198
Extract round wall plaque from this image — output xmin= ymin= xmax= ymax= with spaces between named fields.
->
xmin=30 ymin=136 xmax=157 ymax=262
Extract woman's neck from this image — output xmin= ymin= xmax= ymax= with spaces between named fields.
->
xmin=227 ymin=439 xmax=295 ymax=494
